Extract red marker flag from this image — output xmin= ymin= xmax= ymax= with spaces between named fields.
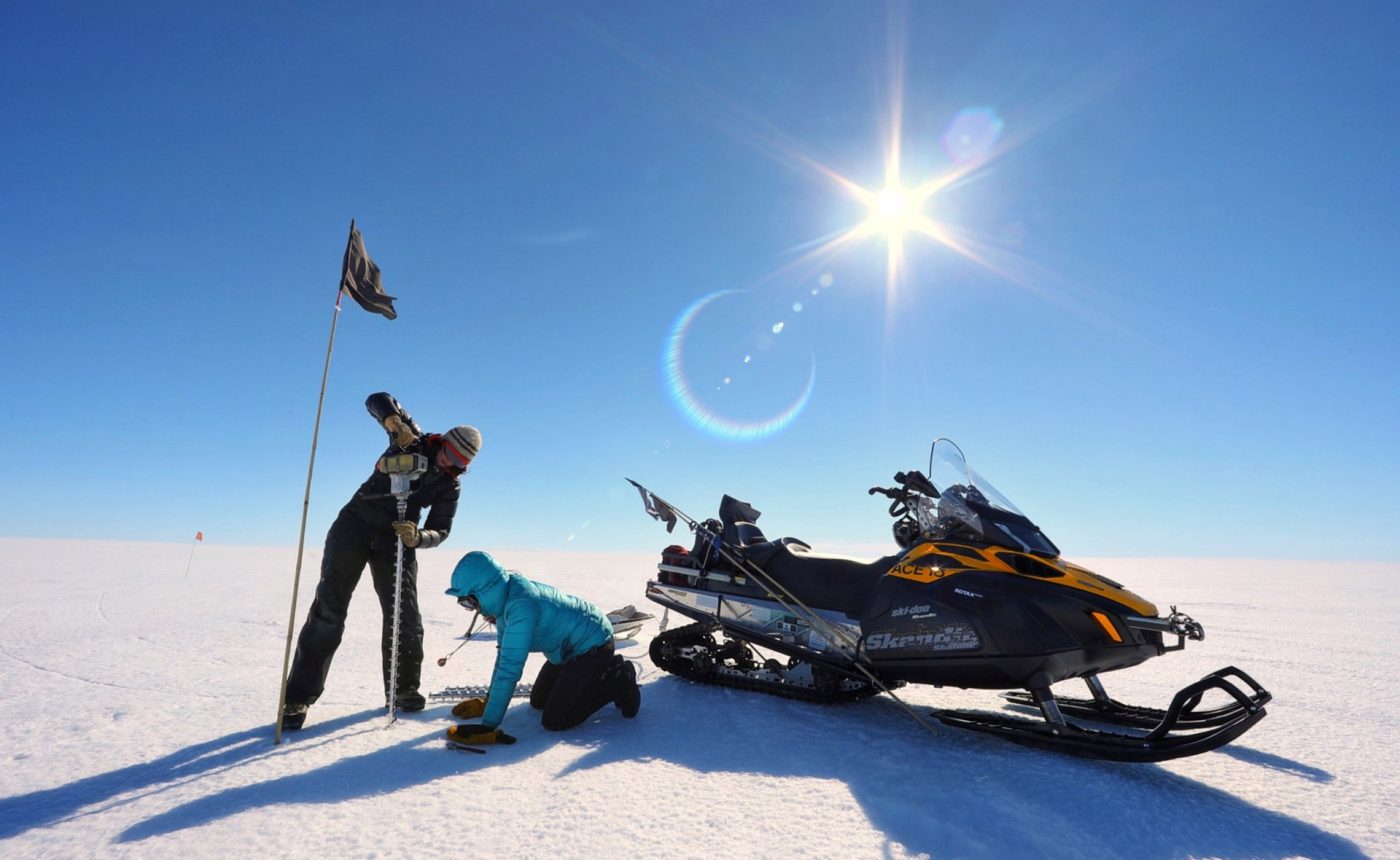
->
xmin=185 ymin=532 xmax=203 ymax=579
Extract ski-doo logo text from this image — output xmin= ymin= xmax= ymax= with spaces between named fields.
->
xmin=891 ymin=604 xmax=931 ymax=618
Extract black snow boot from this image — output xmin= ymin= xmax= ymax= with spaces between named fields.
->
xmin=393 ymin=691 xmax=426 ymax=712
xmin=282 ymin=703 xmax=309 ymax=731
xmin=612 ymin=660 xmax=641 ymax=719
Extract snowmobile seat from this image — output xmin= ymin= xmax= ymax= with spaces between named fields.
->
xmin=718 ymin=494 xmax=769 ymax=549
xmin=725 ymin=521 xmax=767 ymax=548
xmin=745 ymin=540 xmax=899 ymax=616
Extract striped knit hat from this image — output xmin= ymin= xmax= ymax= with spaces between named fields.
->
xmin=443 ymin=425 xmax=482 ymax=462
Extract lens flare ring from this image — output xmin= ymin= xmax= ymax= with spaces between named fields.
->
xmin=664 ymin=290 xmax=816 ymax=441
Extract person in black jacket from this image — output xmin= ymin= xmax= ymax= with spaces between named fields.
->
xmin=282 ymin=392 xmax=481 ymax=731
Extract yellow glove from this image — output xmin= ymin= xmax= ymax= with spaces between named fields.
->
xmin=383 ymin=414 xmax=419 ymax=448
xmin=452 ymin=697 xmax=487 ymax=719
xmin=447 ymin=724 xmax=516 ymax=745
xmin=392 ymin=520 xmax=420 ymax=548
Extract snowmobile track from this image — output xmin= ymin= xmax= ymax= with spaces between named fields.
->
xmin=650 ymin=621 xmax=879 ymax=705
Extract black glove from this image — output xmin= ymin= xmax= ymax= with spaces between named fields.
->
xmin=447 ymin=724 xmax=516 ymax=745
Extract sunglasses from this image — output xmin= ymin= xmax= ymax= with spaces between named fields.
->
xmin=457 ymin=594 xmax=480 ymax=612
xmin=441 ymin=442 xmax=473 ymax=471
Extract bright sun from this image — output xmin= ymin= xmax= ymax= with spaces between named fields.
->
xmin=864 ymin=183 xmax=928 ymax=241
xmin=779 ymin=128 xmax=975 ymax=297
xmin=743 ymin=33 xmax=1002 ymax=301
xmin=830 ymin=173 xmax=954 ymax=295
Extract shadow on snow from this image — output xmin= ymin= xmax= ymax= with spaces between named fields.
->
xmin=1217 ymin=744 xmax=1334 ymax=783
xmin=115 ymin=712 xmax=543 ymax=843
xmin=0 ymin=708 xmax=382 ymax=840
xmin=555 ymin=679 xmax=1359 ymax=860
xmin=23 ymin=676 xmax=1354 ymax=859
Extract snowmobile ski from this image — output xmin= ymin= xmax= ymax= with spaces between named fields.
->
xmin=999 ymin=666 xmax=1271 ymax=730
xmin=937 ymin=668 xmax=1269 ymax=762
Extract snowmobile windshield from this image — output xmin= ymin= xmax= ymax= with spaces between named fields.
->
xmin=924 ymin=439 xmax=1059 ymax=557
xmin=929 ymin=440 xmax=1024 ymax=516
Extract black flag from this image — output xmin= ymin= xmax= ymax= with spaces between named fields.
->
xmin=340 ymin=220 xmax=396 ymax=319
xmin=627 ymin=478 xmax=679 ymax=533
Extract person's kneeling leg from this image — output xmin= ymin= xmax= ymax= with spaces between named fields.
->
xmin=531 ymin=661 xmax=561 ymax=710
xmin=539 ymin=644 xmax=615 ymax=731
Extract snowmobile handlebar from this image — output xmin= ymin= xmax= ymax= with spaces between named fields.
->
xmin=868 ymin=485 xmax=910 ymax=516
xmin=869 ymin=471 xmax=939 ymax=501
xmin=893 ymin=470 xmax=939 ymax=498
xmin=870 ymin=471 xmax=941 ymax=520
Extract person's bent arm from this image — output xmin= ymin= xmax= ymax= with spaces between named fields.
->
xmin=482 ymin=601 xmax=538 ymax=728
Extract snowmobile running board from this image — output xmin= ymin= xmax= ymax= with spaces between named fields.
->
xmin=937 ymin=668 xmax=1269 ymax=762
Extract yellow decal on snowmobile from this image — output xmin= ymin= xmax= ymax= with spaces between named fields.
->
xmin=1053 ymin=558 xmax=1158 ymax=616
xmin=887 ymin=542 xmax=1158 ymax=617
xmin=888 ymin=559 xmax=958 ymax=581
xmin=886 ymin=542 xmax=990 ymax=583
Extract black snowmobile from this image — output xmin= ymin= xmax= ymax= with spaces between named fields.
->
xmin=628 ymin=438 xmax=1270 ymax=762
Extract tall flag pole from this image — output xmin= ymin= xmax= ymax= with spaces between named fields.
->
xmin=274 ymin=220 xmax=396 ymax=745
xmin=183 ymin=531 xmax=203 ymax=579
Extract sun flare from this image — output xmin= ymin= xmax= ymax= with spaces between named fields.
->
xmin=688 ymin=16 xmax=1010 ymax=308
xmin=814 ymin=168 xmax=962 ymax=295
xmin=869 ymin=186 xmax=916 ymax=237
xmin=857 ymin=181 xmax=938 ymax=243
xmin=767 ymin=108 xmax=990 ymax=299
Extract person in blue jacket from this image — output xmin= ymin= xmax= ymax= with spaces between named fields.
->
xmin=443 ymin=550 xmax=641 ymax=745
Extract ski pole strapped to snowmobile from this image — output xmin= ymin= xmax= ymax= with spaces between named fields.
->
xmin=627 ymin=438 xmax=1271 ymax=763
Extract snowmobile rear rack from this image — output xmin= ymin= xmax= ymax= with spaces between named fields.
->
xmin=938 ymin=667 xmax=1269 ymax=762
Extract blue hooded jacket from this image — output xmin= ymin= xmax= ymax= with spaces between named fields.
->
xmin=445 ymin=551 xmax=612 ymax=728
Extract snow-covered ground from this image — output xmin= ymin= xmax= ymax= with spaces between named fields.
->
xmin=1 ymin=537 xmax=1396 ymax=858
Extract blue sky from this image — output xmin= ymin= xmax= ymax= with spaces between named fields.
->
xmin=3 ymin=2 xmax=1396 ymax=560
